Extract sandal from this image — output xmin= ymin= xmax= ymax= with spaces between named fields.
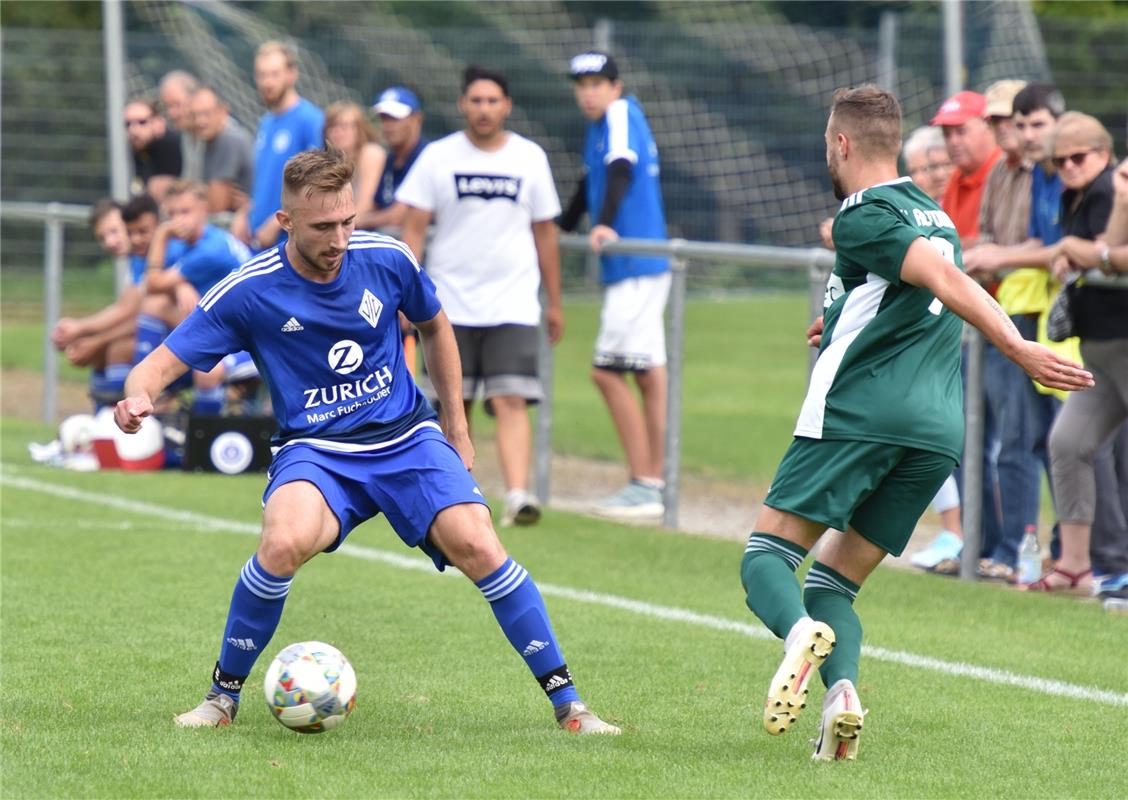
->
xmin=1022 ymin=566 xmax=1092 ymax=594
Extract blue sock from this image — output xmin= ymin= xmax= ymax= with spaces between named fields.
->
xmin=133 ymin=315 xmax=169 ymax=365
xmin=211 ymin=555 xmax=292 ymax=701
xmin=192 ymin=386 xmax=224 ymax=415
xmin=476 ymin=558 xmax=580 ymax=707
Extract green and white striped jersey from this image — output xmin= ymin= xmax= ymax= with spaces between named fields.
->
xmin=794 ymin=177 xmax=965 ymax=460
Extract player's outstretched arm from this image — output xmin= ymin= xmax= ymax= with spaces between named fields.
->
xmin=900 ymin=237 xmax=1094 ymax=393
xmin=415 ymin=310 xmax=474 ymax=470
xmin=114 ymin=344 xmax=189 ymax=434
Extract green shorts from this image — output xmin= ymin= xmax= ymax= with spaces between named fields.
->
xmin=764 ymin=437 xmax=957 ymax=556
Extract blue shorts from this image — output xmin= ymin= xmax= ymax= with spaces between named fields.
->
xmin=262 ymin=428 xmax=487 ymax=571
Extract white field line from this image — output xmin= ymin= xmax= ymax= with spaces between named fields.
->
xmin=4 ymin=468 xmax=1127 ymax=708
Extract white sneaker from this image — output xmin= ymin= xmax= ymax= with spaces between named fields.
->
xmin=763 ymin=619 xmax=835 ymax=735
xmin=811 ymin=679 xmax=865 ymax=761
xmin=909 ymin=531 xmax=963 ymax=570
xmin=592 ymin=480 xmax=664 ymax=520
xmin=501 ymin=489 xmax=541 ymax=527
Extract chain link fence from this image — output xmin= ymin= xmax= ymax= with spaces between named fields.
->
xmin=3 ymin=1 xmax=1126 ymax=309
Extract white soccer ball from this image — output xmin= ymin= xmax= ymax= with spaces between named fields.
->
xmin=262 ymin=641 xmax=356 ymax=733
xmin=58 ymin=413 xmax=96 ymax=455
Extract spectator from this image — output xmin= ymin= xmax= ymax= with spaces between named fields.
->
xmin=903 ymin=125 xmax=954 ymax=202
xmin=324 ymin=101 xmax=386 ymax=229
xmin=135 ymin=180 xmax=252 ymax=415
xmin=932 ymin=90 xmax=1002 ymax=248
xmin=124 ymin=97 xmax=182 ymax=202
xmin=362 ymin=86 xmax=429 ymax=230
xmin=51 ymin=200 xmax=137 ymax=410
xmin=159 ymin=70 xmax=203 ymax=181
xmin=399 ymin=65 xmax=564 ymax=528
xmin=560 ymin=51 xmax=670 ymax=520
xmin=232 ymin=41 xmax=324 ymax=251
xmin=1034 ymin=120 xmax=1125 ymax=594
xmin=190 ymin=85 xmax=254 ymax=212
xmin=926 ymin=89 xmax=1005 ymax=570
xmin=949 ymin=79 xmax=1058 ymax=582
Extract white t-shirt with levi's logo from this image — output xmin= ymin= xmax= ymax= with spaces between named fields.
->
xmin=395 ymin=130 xmax=561 ymax=326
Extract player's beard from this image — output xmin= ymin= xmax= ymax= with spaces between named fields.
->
xmin=828 ymin=157 xmax=846 ymax=201
xmin=294 ymin=239 xmax=343 ymax=277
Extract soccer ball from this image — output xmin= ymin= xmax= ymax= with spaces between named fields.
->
xmin=262 ymin=641 xmax=357 ymax=733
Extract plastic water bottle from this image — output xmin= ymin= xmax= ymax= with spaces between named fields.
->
xmin=1017 ymin=526 xmax=1041 ymax=585
xmin=1104 ymin=597 xmax=1128 ymax=615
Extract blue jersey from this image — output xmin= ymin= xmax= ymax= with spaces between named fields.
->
xmin=165 ymin=232 xmax=442 ymax=451
xmin=171 ymin=225 xmax=251 ymax=295
xmin=375 ymin=137 xmax=429 ymax=209
xmin=250 ymin=98 xmax=325 ymax=231
xmin=583 ymin=95 xmax=668 ymax=284
xmin=1028 ymin=162 xmax=1063 ymax=245
xmin=130 ymin=239 xmax=188 ymax=285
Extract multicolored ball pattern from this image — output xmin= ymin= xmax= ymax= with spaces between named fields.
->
xmin=262 ymin=641 xmax=357 ymax=733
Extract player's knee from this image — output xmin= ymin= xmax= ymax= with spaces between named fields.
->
xmin=442 ymin=518 xmax=507 ymax=578
xmin=257 ymin=530 xmax=316 ymax=577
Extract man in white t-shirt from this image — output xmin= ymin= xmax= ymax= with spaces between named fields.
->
xmin=399 ymin=65 xmax=564 ymax=528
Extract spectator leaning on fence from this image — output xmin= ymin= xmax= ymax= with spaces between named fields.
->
xmin=124 ymin=97 xmax=182 ymax=203
xmin=190 ymin=85 xmax=254 ymax=213
xmin=324 ymin=101 xmax=387 ymax=230
xmin=1038 ymin=122 xmax=1128 ymax=596
xmin=232 ymin=40 xmax=324 ymax=252
xmin=362 ymin=86 xmax=429 ymax=231
xmin=398 ymin=65 xmax=564 ymax=529
xmin=561 ymin=51 xmax=671 ymax=521
xmin=50 ymin=200 xmax=137 ymax=411
xmin=159 ymin=70 xmax=203 ymax=181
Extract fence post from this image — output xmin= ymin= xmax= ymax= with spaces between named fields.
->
xmin=42 ymin=204 xmax=65 ymax=426
xmin=534 ymin=302 xmax=554 ymax=506
xmin=807 ymin=250 xmax=828 ymax=374
xmin=662 ymin=250 xmax=688 ymax=529
xmin=960 ymin=330 xmax=985 ymax=580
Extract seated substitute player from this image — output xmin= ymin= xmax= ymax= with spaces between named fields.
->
xmin=740 ymin=85 xmax=1092 ymax=761
xmin=114 ymin=147 xmax=618 ymax=735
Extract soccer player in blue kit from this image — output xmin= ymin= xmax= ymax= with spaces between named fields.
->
xmin=114 ymin=148 xmax=619 ymax=734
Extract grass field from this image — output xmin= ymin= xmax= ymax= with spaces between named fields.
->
xmin=2 ymin=417 xmax=1125 ymax=799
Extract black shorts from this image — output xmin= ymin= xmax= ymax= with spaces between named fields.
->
xmin=423 ymin=324 xmax=543 ymax=403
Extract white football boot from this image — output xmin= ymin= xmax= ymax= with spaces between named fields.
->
xmin=174 ymin=691 xmax=238 ymax=728
xmin=811 ymin=678 xmax=866 ymax=761
xmin=763 ymin=618 xmax=836 ymax=735
xmin=555 ymin=701 xmax=621 ymax=734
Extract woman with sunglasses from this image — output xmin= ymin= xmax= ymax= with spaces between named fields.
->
xmin=1028 ymin=114 xmax=1128 ymax=594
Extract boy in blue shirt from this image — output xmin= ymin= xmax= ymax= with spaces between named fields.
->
xmin=561 ymin=52 xmax=670 ymax=519
xmin=114 ymin=148 xmax=619 ymax=735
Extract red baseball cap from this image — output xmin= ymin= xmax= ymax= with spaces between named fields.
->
xmin=930 ymin=91 xmax=988 ymax=126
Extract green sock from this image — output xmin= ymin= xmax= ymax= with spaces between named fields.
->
xmin=803 ymin=561 xmax=862 ymax=687
xmin=740 ymin=533 xmax=809 ymax=639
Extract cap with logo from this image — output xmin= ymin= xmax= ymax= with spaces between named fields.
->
xmin=373 ymin=87 xmax=421 ymax=120
xmin=984 ymin=80 xmax=1027 ymax=118
xmin=930 ymin=90 xmax=988 ymax=126
xmin=569 ymin=51 xmax=619 ymax=81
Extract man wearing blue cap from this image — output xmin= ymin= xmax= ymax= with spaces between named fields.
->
xmin=360 ymin=86 xmax=429 ymax=230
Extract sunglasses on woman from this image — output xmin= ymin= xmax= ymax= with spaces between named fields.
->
xmin=1051 ymin=149 xmax=1095 ymax=169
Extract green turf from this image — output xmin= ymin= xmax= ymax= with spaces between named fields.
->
xmin=1 ymin=419 xmax=1125 ymax=799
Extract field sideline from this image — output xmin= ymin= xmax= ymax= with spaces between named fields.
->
xmin=1 ymin=420 xmax=1125 ymax=799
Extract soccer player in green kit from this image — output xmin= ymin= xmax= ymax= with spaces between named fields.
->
xmin=740 ymin=85 xmax=1094 ymax=761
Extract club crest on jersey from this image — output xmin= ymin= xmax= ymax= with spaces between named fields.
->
xmin=328 ymin=339 xmax=364 ymax=375
xmin=359 ymin=288 xmax=383 ymax=328
xmin=454 ymin=173 xmax=521 ymax=202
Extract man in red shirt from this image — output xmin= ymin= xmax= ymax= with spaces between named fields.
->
xmin=932 ymin=90 xmax=1002 ymax=248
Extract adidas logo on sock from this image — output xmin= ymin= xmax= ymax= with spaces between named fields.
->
xmin=281 ymin=317 xmax=304 ymax=332
xmin=543 ymin=673 xmax=570 ymax=692
xmin=522 ymin=639 xmax=549 ymax=656
xmin=225 ymin=637 xmax=257 ymax=651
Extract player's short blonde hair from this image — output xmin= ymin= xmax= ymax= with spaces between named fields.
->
xmin=830 ymin=85 xmax=903 ymax=158
xmin=283 ymin=148 xmax=355 ymax=203
xmin=164 ymin=179 xmax=208 ymax=203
